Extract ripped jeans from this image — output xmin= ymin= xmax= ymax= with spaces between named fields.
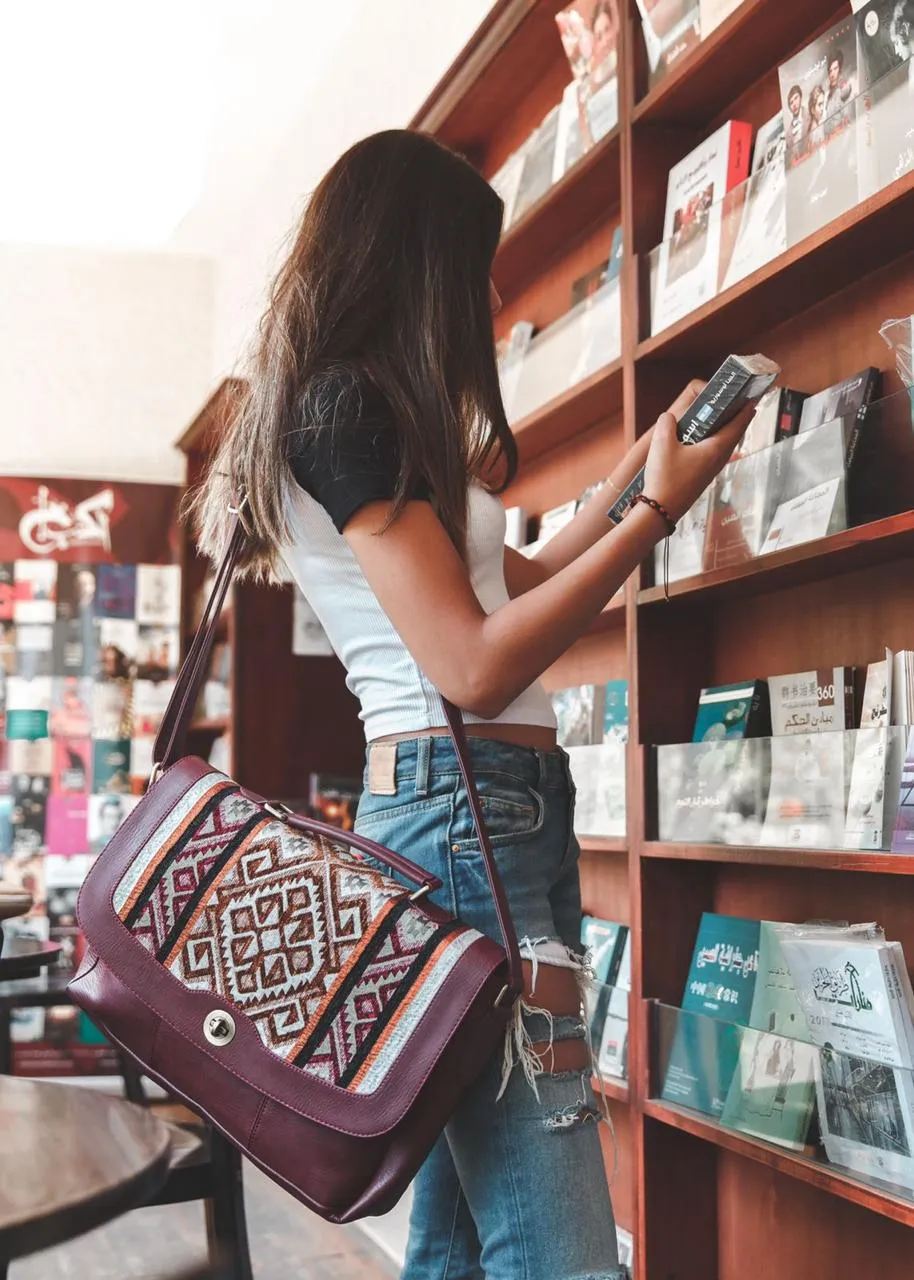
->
xmin=354 ymin=735 xmax=625 ymax=1280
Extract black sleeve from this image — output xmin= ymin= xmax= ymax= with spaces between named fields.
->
xmin=287 ymin=374 xmax=428 ymax=534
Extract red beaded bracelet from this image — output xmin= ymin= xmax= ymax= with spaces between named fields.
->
xmin=631 ymin=493 xmax=676 ymax=535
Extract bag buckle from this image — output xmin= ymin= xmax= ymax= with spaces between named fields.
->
xmin=264 ymin=802 xmax=293 ymax=822
xmin=227 ymin=493 xmax=252 ymax=537
xmin=409 ymin=883 xmax=432 ymax=903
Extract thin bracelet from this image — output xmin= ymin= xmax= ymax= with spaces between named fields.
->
xmin=605 ymin=474 xmax=624 ymax=497
xmin=631 ymin=493 xmax=676 ymax=536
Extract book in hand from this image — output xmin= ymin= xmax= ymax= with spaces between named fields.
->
xmin=719 ymin=113 xmax=788 ymax=293
xmin=778 ymin=15 xmax=860 ymax=246
xmin=608 ymin=354 xmax=780 ymax=523
xmin=692 ymin=680 xmax=771 ymax=742
xmin=651 ymin=121 xmax=753 ymax=335
xmin=854 ymin=0 xmax=914 ymax=198
xmin=768 ymin=666 xmax=855 ymax=736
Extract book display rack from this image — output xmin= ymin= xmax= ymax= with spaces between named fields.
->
xmin=413 ymin=1 xmax=914 ymax=1276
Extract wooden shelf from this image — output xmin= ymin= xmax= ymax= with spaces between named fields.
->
xmin=631 ymin=0 xmax=839 ymax=127
xmin=513 ymin=359 xmax=624 ymax=466
xmin=593 ymin=1075 xmax=630 ymax=1105
xmin=636 ymin=172 xmax=914 ymax=362
xmin=642 ymin=842 xmax=914 ymax=876
xmin=580 ymin=836 xmax=627 ymax=854
xmin=644 ymin=1098 xmax=914 ymax=1229
xmin=638 ymin=511 xmax=914 ymax=608
xmin=495 ymin=131 xmax=621 ymax=301
xmin=187 ymin=718 xmax=230 ymax=735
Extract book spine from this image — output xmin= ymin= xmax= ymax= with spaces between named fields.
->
xmin=843 ymin=667 xmax=856 ymax=731
xmin=775 ymin=388 xmax=808 ymax=442
xmin=725 ymin=121 xmax=755 ymax=192
xmin=844 ymin=367 xmax=882 ymax=472
xmin=747 ymin=680 xmax=772 ymax=737
xmin=881 ymin=946 xmax=914 ymax=1070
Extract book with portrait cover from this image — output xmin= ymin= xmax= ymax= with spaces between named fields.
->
xmin=52 ymin=737 xmax=91 ymax=795
xmin=855 ymin=0 xmax=914 ymax=197
xmin=652 ymin=120 xmax=753 ymax=334
xmin=634 ymin=0 xmax=700 ymax=75
xmin=555 ymin=0 xmax=620 ymax=147
xmin=778 ymin=16 xmax=860 ymax=246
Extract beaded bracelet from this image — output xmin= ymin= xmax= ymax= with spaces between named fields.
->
xmin=631 ymin=493 xmax=676 ymax=536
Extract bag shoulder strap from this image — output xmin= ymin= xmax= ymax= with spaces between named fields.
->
xmin=153 ymin=507 xmax=523 ymax=999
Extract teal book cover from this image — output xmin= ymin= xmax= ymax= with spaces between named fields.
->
xmin=692 ymin=681 xmax=769 ymax=743
xmin=602 ymin=680 xmax=629 ymax=743
xmin=661 ymin=913 xmax=761 ymax=1117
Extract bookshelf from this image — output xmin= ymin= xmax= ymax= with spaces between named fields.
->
xmin=176 ymin=380 xmax=365 ymax=803
xmin=414 ymin=1 xmax=914 ymax=1277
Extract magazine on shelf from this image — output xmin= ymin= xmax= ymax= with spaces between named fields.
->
xmin=778 ymin=15 xmax=860 ymax=245
xmin=555 ymin=0 xmax=621 ymax=145
xmin=489 ymin=149 xmax=528 ymax=229
xmin=702 ymin=444 xmax=789 ymax=570
xmin=596 ymin=931 xmax=631 ymax=1079
xmin=655 ymin=489 xmax=710 ymax=584
xmin=720 ymin=113 xmax=788 ymax=292
xmin=758 ymin=418 xmax=850 ymax=556
xmin=692 ymin=680 xmax=770 ymax=742
xmin=512 ymin=107 xmax=561 ymax=222
xmin=566 ymin=738 xmax=626 ymax=837
xmin=651 ymin=121 xmax=753 ymax=334
xmin=768 ymin=667 xmax=855 ymax=736
xmin=657 ymin=736 xmax=770 ymax=845
xmin=553 ymin=81 xmax=589 ymax=182
xmin=891 ymin=726 xmax=914 ymax=852
xmin=861 ymin=654 xmax=891 ymax=727
xmin=891 ymin=650 xmax=914 ymax=724
xmin=699 ymin=0 xmax=741 ymax=36
xmin=634 ymin=0 xmax=700 ymax=74
xmin=760 ymin=730 xmax=850 ymax=848
xmin=552 ymin=684 xmax=600 ymax=747
xmin=855 ymin=0 xmax=914 ymax=196
xmin=844 ymin=724 xmax=904 ymax=850
xmin=797 ymin=366 xmax=881 ymax=447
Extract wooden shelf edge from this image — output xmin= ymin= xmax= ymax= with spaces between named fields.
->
xmin=512 ymin=359 xmax=624 ymax=466
xmin=642 ymin=842 xmax=914 ymax=875
xmin=644 ymin=1098 xmax=914 ymax=1228
xmin=580 ymin=836 xmax=627 ymax=854
xmin=593 ymin=1075 xmax=630 ymax=1105
xmin=638 ymin=510 xmax=914 ymax=607
xmin=636 ymin=170 xmax=914 ymax=361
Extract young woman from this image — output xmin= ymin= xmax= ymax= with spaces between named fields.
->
xmin=194 ymin=128 xmax=744 ymax=1280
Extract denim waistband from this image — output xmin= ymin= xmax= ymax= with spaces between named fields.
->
xmin=363 ymin=734 xmax=571 ymax=795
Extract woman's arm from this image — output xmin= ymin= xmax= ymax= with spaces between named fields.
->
xmin=344 ymin=408 xmax=743 ymax=718
xmin=503 ymin=379 xmax=705 ymax=598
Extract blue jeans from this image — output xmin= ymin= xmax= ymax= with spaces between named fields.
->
xmin=354 ymin=735 xmax=625 ymax=1280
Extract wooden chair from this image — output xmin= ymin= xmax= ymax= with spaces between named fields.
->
xmin=0 ymin=973 xmax=252 ymax=1280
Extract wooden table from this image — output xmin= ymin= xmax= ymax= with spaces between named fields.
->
xmin=0 ymin=939 xmax=61 ymax=981
xmin=0 ymin=1076 xmax=172 ymax=1270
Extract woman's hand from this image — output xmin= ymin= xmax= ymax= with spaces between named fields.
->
xmin=643 ymin=405 xmax=750 ymax=523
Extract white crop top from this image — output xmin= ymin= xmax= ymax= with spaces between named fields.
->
xmin=279 ymin=481 xmax=556 ymax=742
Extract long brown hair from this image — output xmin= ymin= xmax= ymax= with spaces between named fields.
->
xmin=191 ymin=128 xmax=516 ymax=575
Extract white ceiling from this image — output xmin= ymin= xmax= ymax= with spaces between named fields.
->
xmin=0 ymin=0 xmax=360 ymax=252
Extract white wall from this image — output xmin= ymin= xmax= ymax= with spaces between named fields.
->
xmin=198 ymin=0 xmax=494 ymax=377
xmin=0 ymin=244 xmax=213 ymax=484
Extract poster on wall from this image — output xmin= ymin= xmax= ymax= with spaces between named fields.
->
xmin=0 ymin=476 xmax=181 ymax=1075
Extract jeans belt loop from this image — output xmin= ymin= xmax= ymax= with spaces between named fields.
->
xmin=415 ymin=736 xmax=432 ymax=798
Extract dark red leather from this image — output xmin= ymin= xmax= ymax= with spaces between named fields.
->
xmin=70 ymin=509 xmax=524 ymax=1221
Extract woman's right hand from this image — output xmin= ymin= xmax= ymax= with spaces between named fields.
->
xmin=642 ymin=407 xmax=751 ymax=523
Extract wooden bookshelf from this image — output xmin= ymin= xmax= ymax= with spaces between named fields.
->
xmin=415 ymin=2 xmax=914 ymax=1277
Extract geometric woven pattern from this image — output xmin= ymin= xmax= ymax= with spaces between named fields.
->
xmin=115 ymin=770 xmax=484 ymax=1093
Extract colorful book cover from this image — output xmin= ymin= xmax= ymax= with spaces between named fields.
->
xmin=720 ymin=113 xmax=787 ymax=292
xmin=135 ymin=563 xmax=181 ymax=626
xmin=652 ymin=120 xmax=753 ymax=334
xmin=45 ymin=795 xmax=89 ymax=857
xmin=52 ymin=737 xmax=91 ymax=795
xmin=768 ymin=666 xmax=854 ymax=735
xmin=93 ymin=564 xmax=137 ymax=620
xmin=816 ymin=1044 xmax=914 ymax=1192
xmin=602 ymin=680 xmax=628 ymax=743
xmin=10 ymin=778 xmax=49 ymax=855
xmin=88 ymin=792 xmax=138 ymax=854
xmin=661 ymin=913 xmax=761 ymax=1117
xmin=692 ymin=680 xmax=770 ymax=742
xmin=49 ymin=677 xmax=93 ymax=738
xmin=552 ymin=685 xmax=599 ymax=747
xmin=92 ymin=739 xmax=131 ymax=794
xmin=855 ymin=0 xmax=914 ymax=197
xmin=12 ymin=560 xmax=57 ymax=623
xmin=135 ymin=625 xmax=180 ymax=681
xmin=91 ymin=680 xmax=132 ymax=740
xmin=635 ymin=0 xmax=700 ymax=73
xmin=96 ymin=618 xmax=138 ymax=680
xmin=778 ymin=15 xmax=860 ymax=245
xmin=6 ymin=708 xmax=50 ymax=741
xmin=55 ymin=563 xmax=97 ymax=620
xmin=52 ymin=616 xmax=96 ymax=677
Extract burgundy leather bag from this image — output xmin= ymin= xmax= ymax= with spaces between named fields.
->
xmin=69 ymin=510 xmax=522 ymax=1223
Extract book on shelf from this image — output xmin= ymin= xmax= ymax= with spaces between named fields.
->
xmin=891 ymin=726 xmax=914 ymax=852
xmin=692 ymin=680 xmax=771 ymax=742
xmin=702 ymin=444 xmax=789 ymax=570
xmin=555 ymin=0 xmax=620 ymax=147
xmin=891 ymin=650 xmax=914 ymax=724
xmin=651 ymin=121 xmax=753 ymax=335
xmin=553 ymin=81 xmax=589 ymax=182
xmin=797 ymin=365 xmax=881 ymax=454
xmin=496 ymin=320 xmax=535 ymax=421
xmin=603 ymin=678 xmax=628 ymax=743
xmin=854 ymin=0 xmax=914 ymax=198
xmin=571 ymin=258 xmax=610 ymax=308
xmin=861 ymin=653 xmax=891 ymax=727
xmin=557 ymin=680 xmax=627 ymax=837
xmin=552 ymin=684 xmax=601 ymax=747
xmin=699 ymin=0 xmax=741 ymax=37
xmin=758 ymin=418 xmax=851 ymax=555
xmin=657 ymin=736 xmax=770 ymax=845
xmin=720 ymin=113 xmax=788 ymax=293
xmin=489 ymin=148 xmax=528 ymax=230
xmin=768 ymin=666 xmax=855 ymax=736
xmin=512 ymin=107 xmax=561 ymax=222
xmin=737 ymin=385 xmax=807 ymax=457
xmin=581 ymin=915 xmax=630 ymax=1079
xmin=609 ymin=354 xmax=780 ymax=523
xmin=655 ymin=489 xmax=710 ymax=584
xmin=634 ymin=0 xmax=700 ymax=76
xmin=759 ymin=730 xmax=850 ymax=848
xmin=778 ymin=15 xmax=860 ymax=246
xmin=597 ymin=930 xmax=631 ymax=1079
xmin=844 ymin=722 xmax=904 ymax=850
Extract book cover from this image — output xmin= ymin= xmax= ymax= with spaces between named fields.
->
xmin=92 ymin=739 xmax=131 ymax=794
xmin=49 ymin=677 xmax=93 ymax=738
xmin=720 ymin=113 xmax=788 ymax=292
xmin=844 ymin=725 xmax=905 ymax=850
xmin=702 ymin=446 xmax=786 ymax=570
xmin=699 ymin=0 xmax=741 ymax=36
xmin=0 ymin=562 xmax=13 ymax=619
xmin=96 ymin=618 xmax=138 ymax=680
xmin=55 ymin=564 xmax=97 ymax=620
xmin=855 ymin=0 xmax=914 ymax=197
xmin=797 ymin=366 xmax=881 ymax=438
xmin=778 ymin=16 xmax=860 ymax=245
xmin=816 ymin=1044 xmax=914 ymax=1192
xmin=552 ymin=80 xmax=589 ymax=182
xmin=552 ymin=685 xmax=599 ymax=746
xmin=135 ymin=625 xmax=179 ymax=681
xmin=692 ymin=680 xmax=770 ymax=742
xmin=602 ymin=679 xmax=629 ymax=743
xmin=655 ymin=489 xmax=710 ymax=584
xmin=11 ymin=776 xmax=49 ymax=854
xmin=52 ymin=616 xmax=96 ymax=677
xmin=567 ymin=740 xmax=626 ymax=837
xmin=891 ymin=726 xmax=914 ymax=852
xmin=556 ymin=1 xmax=620 ymax=145
xmin=657 ymin=737 xmax=770 ymax=845
xmin=759 ymin=477 xmax=845 ymax=555
xmin=91 ymin=679 xmax=132 ymax=740
xmin=52 ymin=736 xmax=91 ymax=795
xmin=596 ymin=989 xmax=630 ymax=1079
xmin=12 ymin=560 xmax=57 ymax=624
xmin=45 ymin=795 xmax=89 ymax=857
xmin=130 ymin=735 xmax=155 ymax=792
xmin=489 ymin=148 xmax=528 ymax=229
xmin=758 ymin=417 xmax=851 ymax=555
xmin=93 ymin=564 xmax=137 ymax=619
xmin=768 ymin=666 xmax=855 ymax=735
xmin=88 ymin=792 xmax=138 ymax=854
xmin=131 ymin=679 xmax=173 ymax=736
xmin=652 ymin=121 xmax=753 ymax=334
xmin=661 ymin=913 xmax=761 ymax=1116
xmin=571 ymin=259 xmax=610 ymax=308
xmin=582 ymin=915 xmax=628 ymax=987
xmin=8 ymin=737 xmax=53 ymax=776
xmin=860 ymin=656 xmax=890 ymax=727
xmin=634 ymin=0 xmax=700 ymax=73
xmin=760 ymin=731 xmax=848 ymax=848
xmin=135 ymin=563 xmax=181 ymax=626
xmin=513 ymin=107 xmax=561 ymax=221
